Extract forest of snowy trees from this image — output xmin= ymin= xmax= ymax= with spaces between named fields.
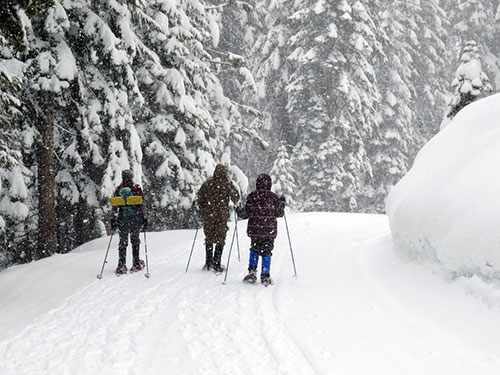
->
xmin=0 ymin=0 xmax=499 ymax=269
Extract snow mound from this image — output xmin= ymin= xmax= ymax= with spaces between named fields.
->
xmin=386 ymin=93 xmax=500 ymax=282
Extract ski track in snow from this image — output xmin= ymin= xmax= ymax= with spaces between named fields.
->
xmin=0 ymin=225 xmax=318 ymax=375
xmin=1 ymin=213 xmax=500 ymax=374
xmin=0 ymin=266 xmax=180 ymax=375
xmin=177 ymin=245 xmax=318 ymax=375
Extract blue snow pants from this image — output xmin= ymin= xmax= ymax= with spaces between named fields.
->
xmin=248 ymin=238 xmax=274 ymax=276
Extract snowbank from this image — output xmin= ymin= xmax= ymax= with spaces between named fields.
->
xmin=386 ymin=93 xmax=500 ymax=281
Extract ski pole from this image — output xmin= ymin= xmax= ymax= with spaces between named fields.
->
xmin=185 ymin=226 xmax=199 ymax=272
xmin=283 ymin=212 xmax=297 ymax=278
xmin=222 ymin=220 xmax=238 ymax=284
xmin=96 ymin=232 xmax=114 ymax=279
xmin=234 ymin=209 xmax=240 ymax=261
xmin=143 ymin=231 xmax=150 ymax=278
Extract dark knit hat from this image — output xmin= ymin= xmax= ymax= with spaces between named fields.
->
xmin=122 ymin=169 xmax=134 ymax=182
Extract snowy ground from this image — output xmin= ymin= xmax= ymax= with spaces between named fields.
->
xmin=1 ymin=212 xmax=499 ymax=375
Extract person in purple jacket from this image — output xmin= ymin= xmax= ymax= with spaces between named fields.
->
xmin=236 ymin=173 xmax=285 ymax=285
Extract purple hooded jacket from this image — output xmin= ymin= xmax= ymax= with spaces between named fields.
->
xmin=236 ymin=174 xmax=285 ymax=239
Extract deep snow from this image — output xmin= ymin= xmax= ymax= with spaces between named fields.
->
xmin=387 ymin=93 xmax=500 ymax=281
xmin=1 ymin=213 xmax=500 ymax=374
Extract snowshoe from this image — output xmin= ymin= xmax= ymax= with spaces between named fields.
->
xmin=130 ymin=260 xmax=145 ymax=273
xmin=243 ymin=272 xmax=257 ymax=284
xmin=115 ymin=265 xmax=128 ymax=276
xmin=202 ymin=264 xmax=211 ymax=271
xmin=212 ymin=264 xmax=225 ymax=274
xmin=261 ymin=275 xmax=274 ymax=287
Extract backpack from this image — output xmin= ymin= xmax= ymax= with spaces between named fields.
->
xmin=119 ymin=187 xmax=134 ymax=216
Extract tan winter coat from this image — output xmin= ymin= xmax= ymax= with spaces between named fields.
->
xmin=197 ymin=164 xmax=240 ymax=244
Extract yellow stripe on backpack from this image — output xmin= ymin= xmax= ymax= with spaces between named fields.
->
xmin=110 ymin=197 xmax=125 ymax=206
xmin=110 ymin=196 xmax=143 ymax=206
xmin=126 ymin=196 xmax=143 ymax=205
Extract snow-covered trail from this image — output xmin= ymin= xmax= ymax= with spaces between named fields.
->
xmin=0 ymin=213 xmax=499 ymax=375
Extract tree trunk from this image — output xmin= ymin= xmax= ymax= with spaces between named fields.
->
xmin=37 ymin=102 xmax=57 ymax=259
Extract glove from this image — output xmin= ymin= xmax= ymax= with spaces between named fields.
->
xmin=197 ymin=208 xmax=204 ymax=221
xmin=235 ymin=205 xmax=243 ymax=216
xmin=142 ymin=217 xmax=148 ymax=231
xmin=110 ymin=217 xmax=117 ymax=231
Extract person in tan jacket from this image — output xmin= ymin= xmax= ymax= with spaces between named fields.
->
xmin=197 ymin=164 xmax=240 ymax=272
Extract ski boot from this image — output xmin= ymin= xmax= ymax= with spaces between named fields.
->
xmin=243 ymin=271 xmax=257 ymax=284
xmin=203 ymin=244 xmax=213 ymax=271
xmin=212 ymin=244 xmax=224 ymax=274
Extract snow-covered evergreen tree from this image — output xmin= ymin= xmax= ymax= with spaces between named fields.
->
xmin=0 ymin=36 xmax=29 ymax=268
xmin=22 ymin=1 xmax=81 ymax=258
xmin=49 ymin=0 xmax=252 ymax=239
xmin=0 ymin=38 xmax=22 ymax=174
xmin=444 ymin=0 xmax=500 ymax=90
xmin=372 ymin=0 xmax=429 ymax=211
xmin=206 ymin=0 xmax=269 ymax=185
xmin=0 ymin=0 xmax=254 ymax=268
xmin=53 ymin=0 xmax=145 ymax=251
xmin=442 ymin=40 xmax=492 ymax=127
xmin=396 ymin=0 xmax=450 ymax=139
xmin=128 ymin=0 xmax=250 ymax=229
xmin=243 ymin=0 xmax=294 ymax=179
xmin=285 ymin=0 xmax=386 ymax=212
xmin=0 ymin=0 xmax=61 ymax=263
xmin=270 ymin=142 xmax=297 ymax=210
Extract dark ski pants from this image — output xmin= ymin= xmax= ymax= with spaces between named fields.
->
xmin=118 ymin=217 xmax=141 ymax=266
xmin=248 ymin=238 xmax=274 ymax=276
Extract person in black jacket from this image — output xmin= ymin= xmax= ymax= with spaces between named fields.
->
xmin=111 ymin=169 xmax=147 ymax=275
xmin=236 ymin=174 xmax=284 ymax=285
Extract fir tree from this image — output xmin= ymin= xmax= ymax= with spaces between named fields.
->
xmin=399 ymin=0 xmax=450 ymax=139
xmin=444 ymin=0 xmax=500 ymax=91
xmin=129 ymin=0 xmax=251 ymax=229
xmin=206 ymin=0 xmax=268 ymax=185
xmin=0 ymin=36 xmax=29 ymax=268
xmin=372 ymin=0 xmax=427 ymax=211
xmin=245 ymin=0 xmax=294 ymax=179
xmin=270 ymin=143 xmax=297 ymax=210
xmin=443 ymin=40 xmax=492 ymax=126
xmin=55 ymin=0 xmax=144 ymax=251
xmin=0 ymin=0 xmax=60 ymax=262
xmin=0 ymin=0 xmax=55 ymax=52
xmin=23 ymin=1 xmax=78 ymax=259
xmin=286 ymin=0 xmax=385 ymax=212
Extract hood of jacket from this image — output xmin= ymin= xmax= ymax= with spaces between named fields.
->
xmin=213 ymin=164 xmax=228 ymax=181
xmin=256 ymin=173 xmax=272 ymax=190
